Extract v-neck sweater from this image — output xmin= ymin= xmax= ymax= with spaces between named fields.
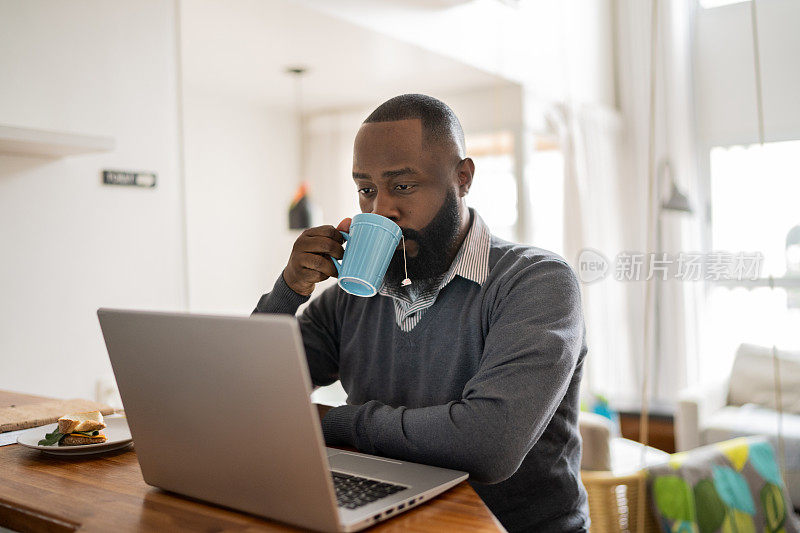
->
xmin=252 ymin=237 xmax=589 ymax=532
xmin=378 ymin=208 xmax=491 ymax=331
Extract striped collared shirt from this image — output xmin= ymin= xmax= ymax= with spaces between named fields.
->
xmin=378 ymin=209 xmax=491 ymax=332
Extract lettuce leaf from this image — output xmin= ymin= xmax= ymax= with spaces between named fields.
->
xmin=37 ymin=428 xmax=101 ymax=446
xmin=38 ymin=429 xmax=64 ymax=446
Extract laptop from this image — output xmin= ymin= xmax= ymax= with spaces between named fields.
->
xmin=97 ymin=308 xmax=468 ymax=532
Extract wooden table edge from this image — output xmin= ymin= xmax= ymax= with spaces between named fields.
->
xmin=0 ymin=391 xmax=503 ymax=532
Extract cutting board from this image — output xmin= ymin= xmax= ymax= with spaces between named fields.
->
xmin=0 ymin=393 xmax=114 ymax=433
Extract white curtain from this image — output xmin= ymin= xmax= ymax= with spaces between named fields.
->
xmin=557 ymin=0 xmax=704 ymax=409
xmin=550 ymin=103 xmax=641 ymax=407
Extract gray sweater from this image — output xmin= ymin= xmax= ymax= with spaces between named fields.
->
xmin=253 ymin=237 xmax=589 ymax=531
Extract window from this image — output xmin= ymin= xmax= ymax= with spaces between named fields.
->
xmin=466 ymin=131 xmax=518 ymax=242
xmin=710 ymin=141 xmax=800 ymax=278
xmin=526 ymin=137 xmax=564 ymax=255
xmin=465 ymin=132 xmax=565 ymax=251
xmin=700 ymin=140 xmax=800 ymax=377
xmin=698 ymin=0 xmax=748 ymax=9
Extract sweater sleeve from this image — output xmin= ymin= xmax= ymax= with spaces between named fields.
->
xmin=252 ymin=274 xmax=341 ymax=387
xmin=320 ymin=259 xmax=585 ymax=484
xmin=251 ymin=273 xmax=309 ymax=315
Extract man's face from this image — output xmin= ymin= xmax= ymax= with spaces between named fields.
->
xmin=352 ymin=119 xmax=463 ymax=285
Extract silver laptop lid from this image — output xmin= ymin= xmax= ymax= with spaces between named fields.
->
xmin=97 ymin=308 xmax=341 ymax=532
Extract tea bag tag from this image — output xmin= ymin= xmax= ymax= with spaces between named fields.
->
xmin=401 ymin=235 xmax=412 ymax=287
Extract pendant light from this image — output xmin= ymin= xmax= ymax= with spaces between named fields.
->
xmin=286 ymin=66 xmax=313 ymax=230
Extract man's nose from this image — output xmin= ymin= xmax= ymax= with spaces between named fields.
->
xmin=371 ymin=191 xmax=400 ymax=221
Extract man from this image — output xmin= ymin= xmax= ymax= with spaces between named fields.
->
xmin=253 ymin=94 xmax=589 ymax=531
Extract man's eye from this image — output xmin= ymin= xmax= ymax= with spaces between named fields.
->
xmin=358 ymin=187 xmax=375 ymax=195
xmin=394 ymin=184 xmax=415 ymax=192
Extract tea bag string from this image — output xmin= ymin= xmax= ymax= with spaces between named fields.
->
xmin=401 ymin=235 xmax=412 ymax=287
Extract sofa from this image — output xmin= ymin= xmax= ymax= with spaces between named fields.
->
xmin=676 ymin=343 xmax=800 ymax=508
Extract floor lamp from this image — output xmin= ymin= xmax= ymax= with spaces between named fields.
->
xmin=652 ymin=159 xmax=693 ymax=403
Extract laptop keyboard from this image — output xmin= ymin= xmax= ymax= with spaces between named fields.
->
xmin=332 ymin=471 xmax=407 ymax=509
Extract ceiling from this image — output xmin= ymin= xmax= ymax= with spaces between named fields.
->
xmin=298 ymin=0 xmax=616 ymax=107
xmin=180 ymin=0 xmax=511 ymax=112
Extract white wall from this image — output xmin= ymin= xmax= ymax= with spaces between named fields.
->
xmin=0 ymin=0 xmax=184 ymax=401
xmin=695 ymin=0 xmax=800 ymax=146
xmin=181 ymin=93 xmax=299 ymax=313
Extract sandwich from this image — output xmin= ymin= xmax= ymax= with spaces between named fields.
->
xmin=38 ymin=411 xmax=108 ymax=446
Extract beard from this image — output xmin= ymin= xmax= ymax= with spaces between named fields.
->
xmin=384 ymin=189 xmax=462 ymax=290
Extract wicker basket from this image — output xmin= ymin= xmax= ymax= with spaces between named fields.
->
xmin=581 ymin=470 xmax=660 ymax=533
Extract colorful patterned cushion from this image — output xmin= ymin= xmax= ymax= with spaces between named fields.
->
xmin=646 ymin=436 xmax=799 ymax=533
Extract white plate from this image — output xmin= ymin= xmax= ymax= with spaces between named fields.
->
xmin=16 ymin=416 xmax=133 ymax=455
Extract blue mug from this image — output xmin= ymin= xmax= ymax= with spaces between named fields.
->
xmin=331 ymin=213 xmax=403 ymax=297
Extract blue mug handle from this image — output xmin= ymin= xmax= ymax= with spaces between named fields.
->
xmin=330 ymin=231 xmax=349 ymax=275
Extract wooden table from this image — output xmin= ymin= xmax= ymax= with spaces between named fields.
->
xmin=0 ymin=391 xmax=502 ymax=532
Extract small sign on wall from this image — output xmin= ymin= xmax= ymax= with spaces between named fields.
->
xmin=102 ymin=169 xmax=156 ymax=188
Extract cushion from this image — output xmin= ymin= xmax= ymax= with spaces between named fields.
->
xmin=729 ymin=344 xmax=800 ymax=414
xmin=702 ymin=405 xmax=800 ymax=508
xmin=646 ymin=437 xmax=799 ymax=532
xmin=579 ymin=411 xmax=613 ymax=471
xmin=703 ymin=405 xmax=800 ymax=446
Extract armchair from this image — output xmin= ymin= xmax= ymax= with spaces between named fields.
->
xmin=675 ymin=343 xmax=800 ymax=508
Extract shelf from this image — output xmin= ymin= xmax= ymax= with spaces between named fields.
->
xmin=0 ymin=124 xmax=115 ymax=157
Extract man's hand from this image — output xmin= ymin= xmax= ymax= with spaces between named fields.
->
xmin=283 ymin=218 xmax=352 ymax=296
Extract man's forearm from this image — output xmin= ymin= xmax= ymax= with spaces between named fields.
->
xmin=319 ymin=384 xmax=570 ymax=485
xmin=252 ymin=274 xmax=342 ymax=389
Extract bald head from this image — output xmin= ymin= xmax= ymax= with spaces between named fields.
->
xmin=363 ymin=94 xmax=465 ymax=158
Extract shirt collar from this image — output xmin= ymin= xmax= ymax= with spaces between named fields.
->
xmin=378 ymin=208 xmax=491 ymax=298
xmin=441 ymin=208 xmax=491 ymax=287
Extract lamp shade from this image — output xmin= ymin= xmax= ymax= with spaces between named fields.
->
xmin=662 ymin=182 xmax=693 ymax=213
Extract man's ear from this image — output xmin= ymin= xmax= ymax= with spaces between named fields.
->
xmin=456 ymin=158 xmax=475 ymax=197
